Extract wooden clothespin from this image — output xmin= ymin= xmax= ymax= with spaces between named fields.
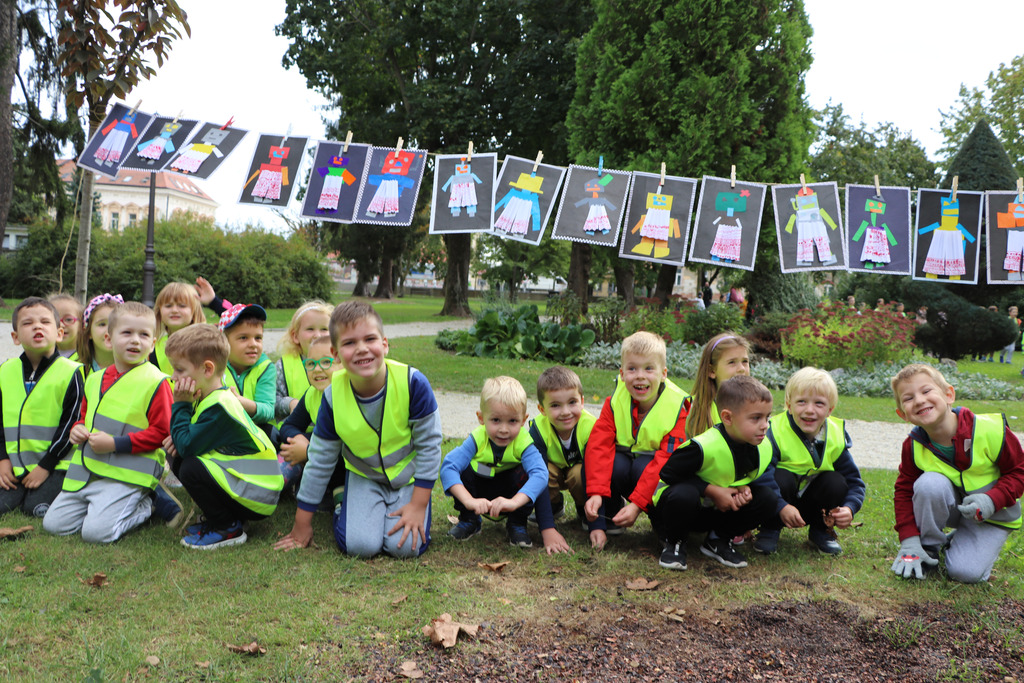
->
xmin=127 ymin=100 xmax=142 ymax=116
xmin=800 ymin=173 xmax=807 ymax=190
xmin=951 ymin=176 xmax=959 ymax=201
xmin=730 ymin=165 xmax=736 ymax=188
xmin=1017 ymin=177 xmax=1022 ymax=204
xmin=172 ymin=109 xmax=182 ymax=124
xmin=657 ymin=162 xmax=666 ymax=195
xmin=532 ymin=151 xmax=544 ymax=173
xmin=395 ymin=137 xmax=404 ymax=153
xmin=219 ymin=116 xmax=234 ymax=130
xmin=466 ymin=141 xmax=473 ymax=162
xmin=281 ymin=124 xmax=292 ymax=147
xmin=874 ymin=174 xmax=881 ymax=197
xmin=343 ymin=130 xmax=353 ymax=153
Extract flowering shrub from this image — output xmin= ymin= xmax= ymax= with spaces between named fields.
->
xmin=780 ymin=302 xmax=917 ymax=370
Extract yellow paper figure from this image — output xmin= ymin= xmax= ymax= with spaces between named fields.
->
xmin=630 ymin=192 xmax=679 ymax=259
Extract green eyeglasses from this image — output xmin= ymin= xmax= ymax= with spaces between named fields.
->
xmin=303 ymin=356 xmax=335 ymax=372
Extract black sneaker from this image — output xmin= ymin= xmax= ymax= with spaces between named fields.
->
xmin=448 ymin=518 xmax=481 ymax=540
xmin=753 ymin=529 xmax=780 ymax=555
xmin=808 ymin=527 xmax=842 ymax=555
xmin=507 ymin=524 xmax=533 ymax=548
xmin=700 ymin=534 xmax=748 ymax=568
xmin=659 ymin=540 xmax=687 ymax=570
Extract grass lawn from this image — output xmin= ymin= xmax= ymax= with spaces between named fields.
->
xmin=1 ymin=467 xmax=1022 ymax=680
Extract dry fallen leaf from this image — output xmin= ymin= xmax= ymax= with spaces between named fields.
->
xmin=391 ymin=594 xmax=408 ymax=606
xmin=498 ymin=598 xmax=512 ymax=605
xmin=399 ymin=660 xmax=424 ymax=679
xmin=81 ymin=572 xmax=108 ymax=588
xmin=0 ymin=525 xmax=32 ymax=540
xmin=13 ymin=565 xmax=25 ymax=573
xmin=195 ymin=661 xmax=210 ymax=669
xmin=225 ymin=641 xmax=267 ymax=656
xmin=625 ymin=577 xmax=661 ymax=591
xmin=144 ymin=656 xmax=160 ymax=666
xmin=477 ymin=561 xmax=509 ymax=572
xmin=446 ymin=514 xmax=459 ymax=524
xmin=422 ymin=613 xmax=479 ymax=648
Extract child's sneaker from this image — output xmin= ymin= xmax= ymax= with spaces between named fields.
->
xmin=180 ymin=521 xmax=247 ymax=550
xmin=700 ymin=534 xmax=748 ymax=568
xmin=153 ymin=482 xmax=184 ymax=528
xmin=659 ymin=540 xmax=687 ymax=570
xmin=507 ymin=524 xmax=533 ymax=548
xmin=184 ymin=516 xmax=207 ymax=536
xmin=753 ymin=529 xmax=780 ymax=555
xmin=448 ymin=518 xmax=481 ymax=540
xmin=808 ymin=526 xmax=842 ymax=555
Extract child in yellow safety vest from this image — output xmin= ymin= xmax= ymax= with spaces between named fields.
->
xmin=218 ymin=303 xmax=277 ymax=431
xmin=0 ymin=298 xmax=84 ymax=517
xmin=272 ymin=301 xmax=332 ymax=432
xmin=43 ymin=302 xmax=173 ymax=544
xmin=150 ymin=281 xmax=206 ymax=379
xmin=163 ymin=324 xmax=283 ymax=549
xmin=48 ymin=293 xmax=83 ymax=361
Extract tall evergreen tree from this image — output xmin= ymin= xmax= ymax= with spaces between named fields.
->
xmin=942 ymin=119 xmax=1018 ymax=193
xmin=564 ymin=0 xmax=814 ymax=310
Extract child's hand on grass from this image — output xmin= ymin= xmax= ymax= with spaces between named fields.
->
xmin=540 ymin=527 xmax=573 ymax=555
xmin=590 ymin=528 xmax=607 ymax=551
xmin=275 ymin=511 xmax=314 ymax=551
xmin=781 ymin=503 xmax=805 ymax=528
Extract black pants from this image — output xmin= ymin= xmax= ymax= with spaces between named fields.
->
xmin=454 ymin=464 xmax=532 ymax=526
xmin=656 ymin=482 xmax=777 ymax=543
xmin=592 ymin=451 xmax=657 ymax=532
xmin=764 ymin=469 xmax=848 ymax=531
xmin=171 ymin=455 xmax=268 ymax=529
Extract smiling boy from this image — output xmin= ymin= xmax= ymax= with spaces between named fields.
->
xmin=219 ymin=303 xmax=276 ymax=429
xmin=754 ymin=367 xmax=865 ymax=555
xmin=889 ymin=364 xmax=1024 ymax=582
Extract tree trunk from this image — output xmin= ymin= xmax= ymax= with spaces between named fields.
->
xmin=74 ymin=167 xmax=95 ymax=303
xmin=0 ymin=1 xmax=18 ymax=249
xmin=351 ymin=271 xmax=369 ymax=297
xmin=568 ymin=242 xmax=592 ymax=315
xmin=373 ymin=255 xmax=394 ymax=299
xmin=440 ymin=233 xmax=472 ymax=316
xmin=612 ymin=261 xmax=635 ymax=308
xmin=653 ymin=263 xmax=678 ymax=307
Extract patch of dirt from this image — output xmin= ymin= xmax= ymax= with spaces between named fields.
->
xmin=344 ymin=599 xmax=1024 ymax=681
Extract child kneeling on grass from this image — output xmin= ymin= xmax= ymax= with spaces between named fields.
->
xmin=163 ymin=324 xmax=284 ymax=549
xmin=889 ymin=364 xmax=1024 ymax=583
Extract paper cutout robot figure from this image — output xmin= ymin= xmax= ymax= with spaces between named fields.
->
xmin=245 ymin=144 xmax=290 ymax=203
xmin=786 ymin=186 xmax=838 ymax=266
xmin=852 ymin=193 xmax=896 ymax=269
xmin=919 ymin=194 xmax=975 ymax=279
xmin=998 ymin=201 xmax=1024 ymax=280
xmin=574 ymin=173 xmax=616 ymax=235
xmin=317 ymin=155 xmax=357 ymax=212
xmin=171 ymin=126 xmax=230 ymax=174
xmin=365 ymin=149 xmax=416 ymax=218
xmin=494 ymin=172 xmax=543 ymax=235
xmin=709 ymin=189 xmax=749 ymax=263
xmin=95 ymin=111 xmax=139 ymax=166
xmin=630 ymin=192 xmax=679 ymax=259
xmin=137 ymin=120 xmax=182 ymax=164
xmin=441 ymin=157 xmax=484 ymax=217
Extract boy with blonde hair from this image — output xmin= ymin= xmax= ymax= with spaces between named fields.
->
xmin=889 ymin=364 xmax=1024 ymax=582
xmin=275 ymin=301 xmax=442 ymax=558
xmin=754 ymin=367 xmax=865 ymax=555
xmin=442 ymin=376 xmax=570 ymax=553
xmin=584 ymin=331 xmax=691 ymax=550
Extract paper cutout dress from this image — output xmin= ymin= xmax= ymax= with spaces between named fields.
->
xmin=494 ymin=172 xmax=543 ymax=235
xmin=245 ymin=145 xmax=290 ymax=202
xmin=920 ymin=195 xmax=975 ymax=278
xmin=999 ymin=201 xmax=1024 ymax=279
xmin=574 ymin=173 xmax=616 ymax=235
xmin=852 ymin=193 xmax=896 ymax=268
xmin=171 ymin=127 xmax=230 ymax=174
xmin=630 ymin=192 xmax=679 ymax=258
xmin=365 ymin=150 xmax=416 ymax=218
xmin=709 ymin=188 xmax=749 ymax=262
xmin=441 ymin=158 xmax=483 ymax=217
xmin=136 ymin=120 xmax=182 ymax=164
xmin=316 ymin=155 xmax=357 ymax=212
xmin=786 ymin=186 xmax=838 ymax=266
xmin=95 ymin=112 xmax=140 ymax=166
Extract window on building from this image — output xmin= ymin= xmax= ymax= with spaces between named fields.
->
xmin=128 ymin=213 xmax=137 ymax=227
xmin=110 ymin=212 xmax=120 ymax=231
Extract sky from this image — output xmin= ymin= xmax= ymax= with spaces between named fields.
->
xmin=120 ymin=0 xmax=1023 ymax=229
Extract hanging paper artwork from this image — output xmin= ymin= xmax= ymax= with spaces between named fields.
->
xmin=429 ymin=153 xmax=498 ymax=234
xmin=984 ymin=190 xmax=1024 ymax=284
xmin=119 ymin=116 xmax=199 ymax=172
xmin=299 ymin=140 xmax=372 ymax=223
xmin=844 ymin=184 xmax=912 ymax=275
xmin=489 ymin=155 xmax=566 ymax=246
xmin=353 ymin=146 xmax=428 ymax=226
xmin=688 ymin=176 xmax=767 ymax=272
xmin=551 ymin=163 xmax=631 ymax=247
xmin=618 ymin=172 xmax=698 ymax=266
xmin=773 ymin=182 xmax=847 ymax=273
xmin=166 ymin=120 xmax=248 ymax=180
xmin=77 ymin=103 xmax=156 ymax=178
xmin=912 ymin=188 xmax=983 ymax=285
xmin=238 ymin=133 xmax=309 ymax=208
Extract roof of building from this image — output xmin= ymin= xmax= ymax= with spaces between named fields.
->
xmin=58 ymin=159 xmax=216 ymax=202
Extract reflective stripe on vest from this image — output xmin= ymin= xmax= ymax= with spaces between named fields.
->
xmin=1 ymin=356 xmax=81 ymax=475
xmin=653 ymin=426 xmax=772 ymax=506
xmin=225 ymin=356 xmax=272 ymax=401
xmin=611 ymin=377 xmax=689 ymax=457
xmin=470 ymin=424 xmax=533 ymax=477
xmin=193 ymin=388 xmax=283 ymax=515
xmin=271 ymin=354 xmax=311 ymax=429
xmin=912 ymin=413 xmax=1021 ymax=530
xmin=529 ymin=411 xmax=596 ymax=469
xmin=62 ymin=363 xmax=167 ymax=492
xmin=332 ymin=359 xmax=415 ymax=488
xmin=767 ymin=413 xmax=845 ymax=493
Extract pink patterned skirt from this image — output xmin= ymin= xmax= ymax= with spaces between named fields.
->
xmin=922 ymin=230 xmax=966 ymax=276
xmin=639 ymin=208 xmax=670 ymax=241
xmin=252 ymin=169 xmax=283 ymax=200
xmin=860 ymin=227 xmax=891 ymax=263
xmin=710 ymin=222 xmax=742 ymax=261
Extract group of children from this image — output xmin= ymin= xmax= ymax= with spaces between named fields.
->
xmin=2 ymin=290 xmax=1022 ymax=584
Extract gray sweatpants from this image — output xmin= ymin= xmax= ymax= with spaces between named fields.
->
xmin=332 ymin=471 xmax=430 ymax=558
xmin=43 ymin=477 xmax=152 ymax=544
xmin=913 ymin=472 xmax=1012 ymax=583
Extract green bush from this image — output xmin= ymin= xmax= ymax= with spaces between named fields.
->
xmin=619 ymin=300 xmax=676 ymax=340
xmin=780 ymin=301 xmax=917 ymax=369
xmin=458 ymin=304 xmax=596 ymax=365
xmin=672 ymin=302 xmax=747 ymax=345
xmin=585 ymin=296 xmax=629 ymax=343
xmin=913 ymin=290 xmax=1018 ymax=360
xmin=434 ymin=328 xmax=464 ymax=351
xmin=745 ymin=310 xmax=791 ymax=360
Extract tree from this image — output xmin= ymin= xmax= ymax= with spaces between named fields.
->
xmin=277 ymin=0 xmax=591 ymax=315
xmin=939 ymin=55 xmax=1024 ymax=175
xmin=564 ymin=0 xmax=814 ymax=312
xmin=56 ymin=0 xmax=189 ymax=302
xmin=941 ymin=119 xmax=1018 ymax=192
xmin=474 ymin=233 xmax=569 ymax=302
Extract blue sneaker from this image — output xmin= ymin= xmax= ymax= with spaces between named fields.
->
xmin=808 ymin=526 xmax=842 ymax=555
xmin=180 ymin=521 xmax=247 ymax=550
xmin=448 ymin=517 xmax=481 ymax=540
xmin=507 ymin=523 xmax=533 ymax=548
xmin=153 ymin=483 xmax=184 ymax=528
xmin=184 ymin=516 xmax=207 ymax=536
